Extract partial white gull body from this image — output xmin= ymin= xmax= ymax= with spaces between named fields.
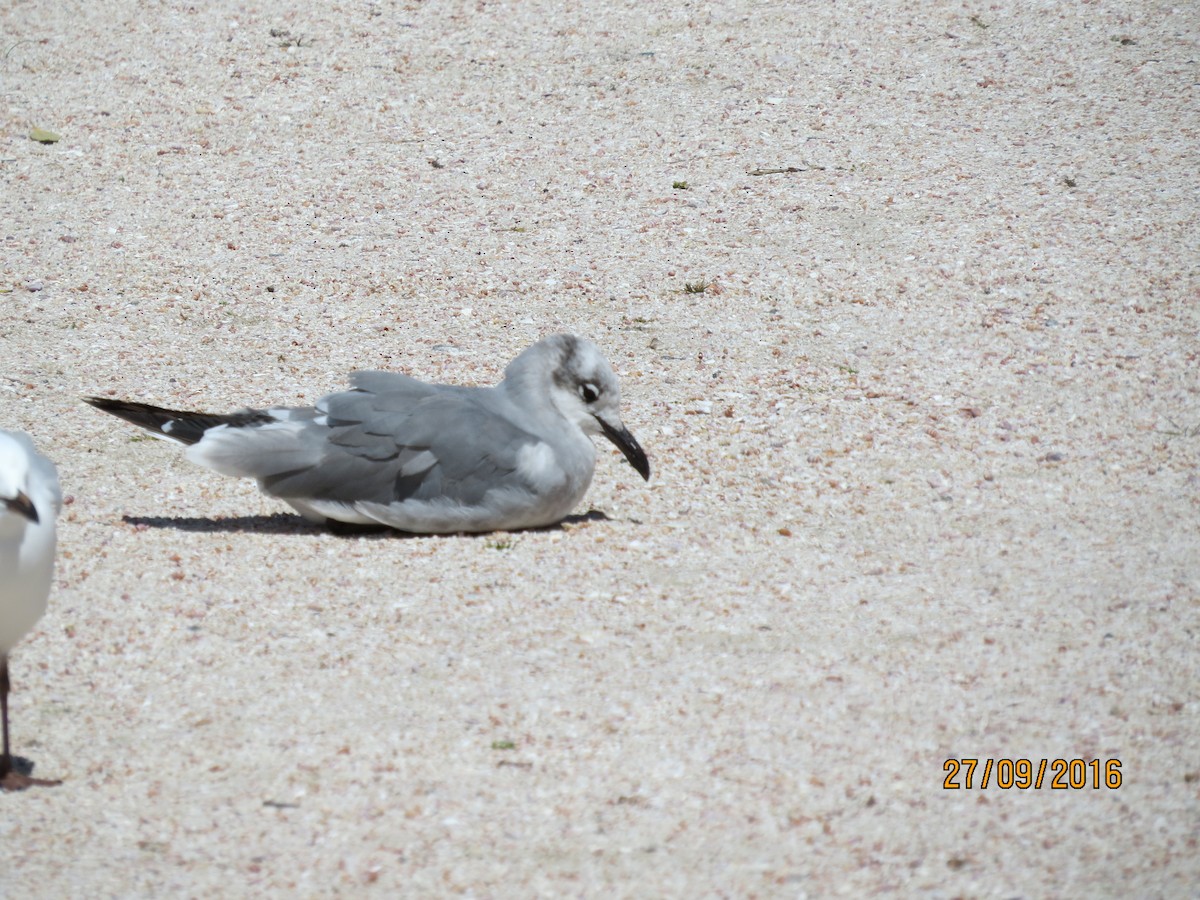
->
xmin=0 ymin=429 xmax=61 ymax=790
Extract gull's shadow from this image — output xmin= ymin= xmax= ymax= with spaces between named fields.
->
xmin=546 ymin=509 xmax=613 ymax=527
xmin=124 ymin=513 xmax=338 ymax=535
xmin=122 ymin=508 xmax=614 ymax=537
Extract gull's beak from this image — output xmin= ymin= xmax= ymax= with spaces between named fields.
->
xmin=596 ymin=415 xmax=651 ymax=481
xmin=2 ymin=490 xmax=39 ymax=524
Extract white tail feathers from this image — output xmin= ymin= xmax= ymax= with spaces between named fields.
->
xmin=186 ymin=421 xmax=320 ymax=479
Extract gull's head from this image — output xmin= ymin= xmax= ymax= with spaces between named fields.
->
xmin=509 ymin=334 xmax=651 ymax=481
xmin=0 ymin=430 xmax=61 ymax=528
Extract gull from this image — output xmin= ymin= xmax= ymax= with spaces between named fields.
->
xmin=86 ymin=334 xmax=650 ymax=532
xmin=0 ymin=429 xmax=62 ymax=791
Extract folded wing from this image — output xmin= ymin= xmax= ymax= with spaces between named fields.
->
xmin=189 ymin=375 xmax=562 ymax=530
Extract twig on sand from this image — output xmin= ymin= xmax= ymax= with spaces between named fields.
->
xmin=747 ymin=164 xmax=825 ymax=176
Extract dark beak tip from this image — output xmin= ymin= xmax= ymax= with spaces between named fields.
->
xmin=596 ymin=416 xmax=651 ymax=483
xmin=624 ymin=452 xmax=650 ymax=482
xmin=4 ymin=491 xmax=39 ymax=524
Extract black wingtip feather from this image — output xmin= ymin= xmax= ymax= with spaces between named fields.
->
xmin=84 ymin=396 xmax=273 ymax=445
xmin=85 ymin=396 xmax=199 ymax=443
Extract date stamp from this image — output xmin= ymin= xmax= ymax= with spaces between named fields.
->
xmin=943 ymin=758 xmax=1122 ymax=790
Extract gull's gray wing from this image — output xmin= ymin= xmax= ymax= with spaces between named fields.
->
xmin=342 ymin=370 xmax=439 ymax=406
xmin=259 ymin=380 xmax=541 ymax=509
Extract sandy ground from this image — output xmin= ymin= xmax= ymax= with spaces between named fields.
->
xmin=2 ymin=0 xmax=1198 ymax=895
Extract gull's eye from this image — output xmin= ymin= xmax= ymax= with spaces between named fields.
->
xmin=579 ymin=382 xmax=600 ymax=404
